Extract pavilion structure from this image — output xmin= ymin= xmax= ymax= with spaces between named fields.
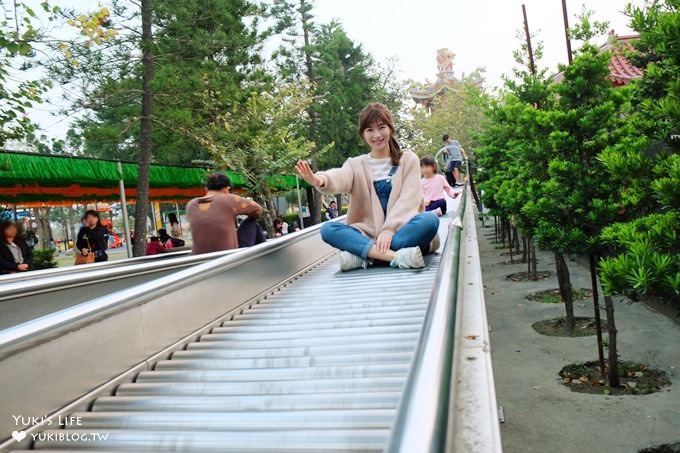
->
xmin=410 ymin=48 xmax=484 ymax=109
xmin=0 ymin=150 xmax=308 ymax=257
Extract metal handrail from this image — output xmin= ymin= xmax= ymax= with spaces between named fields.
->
xmin=0 ymin=248 xmax=238 ymax=302
xmin=0 ymin=248 xmax=193 ymax=285
xmin=0 ymin=217 xmax=339 ymax=358
xmin=388 ymin=181 xmax=467 ymax=452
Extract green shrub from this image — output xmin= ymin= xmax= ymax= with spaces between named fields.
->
xmin=32 ymin=248 xmax=58 ymax=270
xmin=599 ymin=212 xmax=679 ymax=304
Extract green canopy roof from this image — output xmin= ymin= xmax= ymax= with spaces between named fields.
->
xmin=0 ymin=150 xmax=308 ymax=205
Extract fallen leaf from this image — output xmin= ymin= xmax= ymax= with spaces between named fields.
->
xmin=465 ymin=335 xmax=478 ymax=340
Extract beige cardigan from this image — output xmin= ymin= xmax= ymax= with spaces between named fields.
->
xmin=316 ymin=150 xmax=424 ymax=238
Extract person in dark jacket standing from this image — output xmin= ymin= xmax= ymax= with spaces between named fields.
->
xmin=0 ymin=220 xmax=33 ymax=274
xmin=76 ymin=210 xmax=109 ymax=263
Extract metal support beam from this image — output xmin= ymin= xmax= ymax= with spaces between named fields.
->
xmin=118 ymin=161 xmax=133 ymax=258
xmin=522 ymin=4 xmax=536 ymax=75
xmin=561 ymin=0 xmax=574 ymax=64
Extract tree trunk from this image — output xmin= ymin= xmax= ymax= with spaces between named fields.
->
xmin=522 ymin=237 xmax=528 ymax=264
xmin=468 ymin=169 xmax=482 ymax=207
xmin=589 ymin=253 xmax=607 ymax=381
xmin=304 ymin=186 xmax=316 ymax=227
xmin=603 ymin=294 xmax=620 ymax=387
xmin=309 ymin=163 xmax=323 ymax=225
xmin=259 ymin=183 xmax=278 ymax=238
xmin=554 ymin=252 xmax=575 ymax=332
xmin=508 ymin=224 xmax=514 ymax=264
xmin=530 ymin=240 xmax=538 ymax=280
xmin=514 ymin=227 xmax=521 ymax=254
xmin=299 ymin=0 xmax=322 ymax=225
xmin=494 ymin=216 xmax=498 ymax=242
xmin=133 ymin=0 xmax=155 ymax=257
xmin=335 ymin=194 xmax=343 ymax=217
xmin=35 ymin=207 xmax=52 ymax=249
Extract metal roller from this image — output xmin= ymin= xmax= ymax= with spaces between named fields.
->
xmin=31 ymin=429 xmax=389 ymax=451
xmin=184 ymin=332 xmax=422 ymax=349
xmin=134 ymin=363 xmax=411 ymax=382
xmin=226 ymin=308 xmax=424 ymax=325
xmin=67 ymin=409 xmax=396 ymax=430
xmin=179 ymin=340 xmax=417 ymax=357
xmin=154 ymin=352 xmax=412 ymax=371
xmin=115 ymin=377 xmax=407 ymax=397
xmin=91 ymin=393 xmax=402 ymax=412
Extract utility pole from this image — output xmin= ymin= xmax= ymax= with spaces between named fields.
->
xmin=522 ymin=4 xmax=536 ymax=75
xmin=561 ymin=0 xmax=573 ymax=64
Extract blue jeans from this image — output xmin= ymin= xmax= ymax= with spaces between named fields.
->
xmin=425 ymin=199 xmax=447 ymax=215
xmin=321 ymin=212 xmax=440 ymax=259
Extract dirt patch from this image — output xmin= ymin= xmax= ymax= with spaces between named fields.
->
xmin=527 ymin=288 xmax=592 ymax=303
xmin=559 ymin=360 xmax=671 ymax=395
xmin=533 ymin=317 xmax=605 ymax=337
xmin=499 ymin=251 xmax=526 ymax=257
xmin=640 ymin=442 xmax=680 ymax=453
xmin=506 ymin=270 xmax=551 ymax=281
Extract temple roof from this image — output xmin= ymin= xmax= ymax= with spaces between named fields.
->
xmin=600 ymin=32 xmax=644 ymax=86
xmin=554 ymin=31 xmax=643 ymax=86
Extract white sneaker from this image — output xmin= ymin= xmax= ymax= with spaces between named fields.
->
xmin=390 ymin=247 xmax=425 ymax=269
xmin=433 ymin=208 xmax=442 ymax=216
xmin=339 ymin=251 xmax=369 ymax=271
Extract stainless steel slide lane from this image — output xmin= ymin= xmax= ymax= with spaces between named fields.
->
xmin=0 ymin=249 xmax=238 ymax=330
xmin=29 ymin=244 xmax=445 ymax=451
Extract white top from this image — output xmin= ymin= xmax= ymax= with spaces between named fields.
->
xmin=6 ymin=242 xmax=23 ymax=264
xmin=366 ymin=155 xmax=392 ymax=181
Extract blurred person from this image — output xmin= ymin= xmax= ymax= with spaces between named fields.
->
xmin=0 ymin=220 xmax=32 ymax=274
xmin=76 ymin=210 xmax=109 ymax=263
xmin=168 ymin=212 xmax=183 ymax=238
xmin=186 ymin=173 xmax=265 ymax=254
xmin=438 ymin=134 xmax=467 ymax=186
xmin=145 ymin=236 xmax=167 ymax=255
xmin=420 ymin=155 xmax=459 ymax=216
xmin=273 ymin=216 xmax=289 ymax=237
xmin=158 ymin=228 xmax=185 ymax=248
xmin=325 ymin=200 xmax=339 ymax=220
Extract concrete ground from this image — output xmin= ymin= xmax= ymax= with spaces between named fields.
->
xmin=478 ymin=220 xmax=680 ymax=453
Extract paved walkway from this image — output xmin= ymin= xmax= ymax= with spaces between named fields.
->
xmin=478 ymin=220 xmax=680 ymax=453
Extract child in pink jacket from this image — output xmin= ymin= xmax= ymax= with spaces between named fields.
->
xmin=420 ymin=155 xmax=459 ymax=216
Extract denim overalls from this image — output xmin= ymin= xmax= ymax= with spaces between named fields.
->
xmin=318 ymin=162 xmax=440 ymax=259
xmin=374 ymin=165 xmax=398 ymax=215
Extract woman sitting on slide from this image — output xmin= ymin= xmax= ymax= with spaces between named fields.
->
xmin=295 ymin=102 xmax=439 ymax=271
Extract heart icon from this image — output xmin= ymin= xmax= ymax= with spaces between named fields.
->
xmin=11 ymin=430 xmax=26 ymax=442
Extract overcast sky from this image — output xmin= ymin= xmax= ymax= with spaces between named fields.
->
xmin=26 ymin=0 xmax=638 ymax=142
xmin=314 ymin=0 xmax=636 ymax=86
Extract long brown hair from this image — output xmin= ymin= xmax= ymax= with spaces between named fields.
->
xmin=358 ymin=103 xmax=402 ymax=166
